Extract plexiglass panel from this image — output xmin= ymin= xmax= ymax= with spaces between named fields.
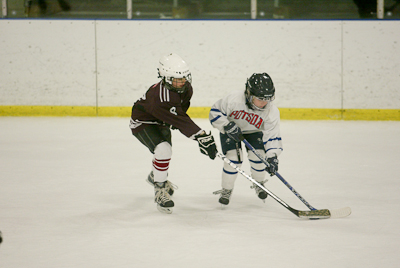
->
xmin=3 ymin=0 xmax=400 ymax=20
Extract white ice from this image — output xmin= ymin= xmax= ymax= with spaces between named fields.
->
xmin=0 ymin=117 xmax=399 ymax=268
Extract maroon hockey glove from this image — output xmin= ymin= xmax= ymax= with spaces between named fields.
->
xmin=224 ymin=122 xmax=244 ymax=142
xmin=196 ymin=132 xmax=217 ymax=160
xmin=266 ymin=156 xmax=279 ymax=176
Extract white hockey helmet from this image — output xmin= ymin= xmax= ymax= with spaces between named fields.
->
xmin=157 ymin=53 xmax=192 ymax=93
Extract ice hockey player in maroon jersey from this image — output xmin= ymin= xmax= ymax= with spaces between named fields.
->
xmin=130 ymin=53 xmax=217 ymax=214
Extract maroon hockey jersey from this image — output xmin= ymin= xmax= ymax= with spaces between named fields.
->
xmin=130 ymin=81 xmax=202 ymax=138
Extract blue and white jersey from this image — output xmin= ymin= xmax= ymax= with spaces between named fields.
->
xmin=209 ymin=90 xmax=283 ymax=158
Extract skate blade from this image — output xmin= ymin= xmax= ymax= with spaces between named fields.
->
xmin=220 ymin=204 xmax=228 ymax=210
xmin=157 ymin=205 xmax=173 ymax=214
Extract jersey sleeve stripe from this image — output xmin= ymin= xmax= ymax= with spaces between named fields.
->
xmin=210 ymin=108 xmax=227 ymax=116
xmin=265 ymin=137 xmax=282 ymax=143
xmin=159 ymin=87 xmax=163 ymax=102
xmin=210 ymin=115 xmax=221 ymax=123
xmin=159 ymin=85 xmax=170 ymax=102
xmin=165 ymin=87 xmax=169 ymax=102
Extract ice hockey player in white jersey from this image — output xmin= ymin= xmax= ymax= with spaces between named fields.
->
xmin=209 ymin=73 xmax=283 ymax=205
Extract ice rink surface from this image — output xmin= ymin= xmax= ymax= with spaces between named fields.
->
xmin=0 ymin=117 xmax=399 ymax=268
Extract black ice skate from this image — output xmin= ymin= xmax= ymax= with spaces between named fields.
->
xmin=154 ymin=182 xmax=174 ymax=214
xmin=213 ymin=188 xmax=233 ymax=206
xmin=147 ymin=171 xmax=177 ymax=196
xmin=251 ymin=181 xmax=268 ymax=202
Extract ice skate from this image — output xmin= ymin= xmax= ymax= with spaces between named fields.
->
xmin=213 ymin=188 xmax=233 ymax=206
xmin=154 ymin=182 xmax=174 ymax=214
xmin=147 ymin=171 xmax=177 ymax=196
xmin=251 ymin=181 xmax=268 ymax=202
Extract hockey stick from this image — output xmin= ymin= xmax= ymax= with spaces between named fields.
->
xmin=243 ymin=139 xmax=317 ymax=210
xmin=235 ymin=142 xmax=241 ymax=162
xmin=217 ymin=152 xmax=351 ymax=220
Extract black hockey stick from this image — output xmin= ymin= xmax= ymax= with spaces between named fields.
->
xmin=243 ymin=139 xmax=317 ymax=211
xmin=217 ymin=152 xmax=351 ymax=219
xmin=235 ymin=142 xmax=241 ymax=162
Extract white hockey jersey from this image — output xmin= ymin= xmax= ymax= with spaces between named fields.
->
xmin=209 ymin=90 xmax=283 ymax=158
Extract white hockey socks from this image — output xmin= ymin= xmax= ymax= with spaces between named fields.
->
xmin=152 ymin=142 xmax=172 ymax=183
xmin=221 ymin=150 xmax=242 ymax=189
xmin=248 ymin=149 xmax=268 ymax=183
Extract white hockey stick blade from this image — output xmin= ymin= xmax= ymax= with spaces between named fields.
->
xmin=328 ymin=207 xmax=352 ymax=219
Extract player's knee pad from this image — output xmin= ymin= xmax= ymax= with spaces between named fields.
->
xmin=225 ymin=148 xmax=242 ymax=162
xmin=223 ymin=149 xmax=242 ymax=173
xmin=248 ymin=149 xmax=267 ymax=181
xmin=154 ymin=141 xmax=172 ymax=159
xmin=221 ymin=150 xmax=242 ymax=189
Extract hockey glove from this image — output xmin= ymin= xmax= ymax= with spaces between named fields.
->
xmin=224 ymin=122 xmax=244 ymax=142
xmin=266 ymin=156 xmax=279 ymax=176
xmin=196 ymin=132 xmax=217 ymax=160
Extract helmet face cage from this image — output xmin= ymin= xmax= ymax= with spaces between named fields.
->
xmin=245 ymin=73 xmax=275 ymax=111
xmin=157 ymin=53 xmax=192 ymax=93
xmin=160 ymin=75 xmax=192 ymax=94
